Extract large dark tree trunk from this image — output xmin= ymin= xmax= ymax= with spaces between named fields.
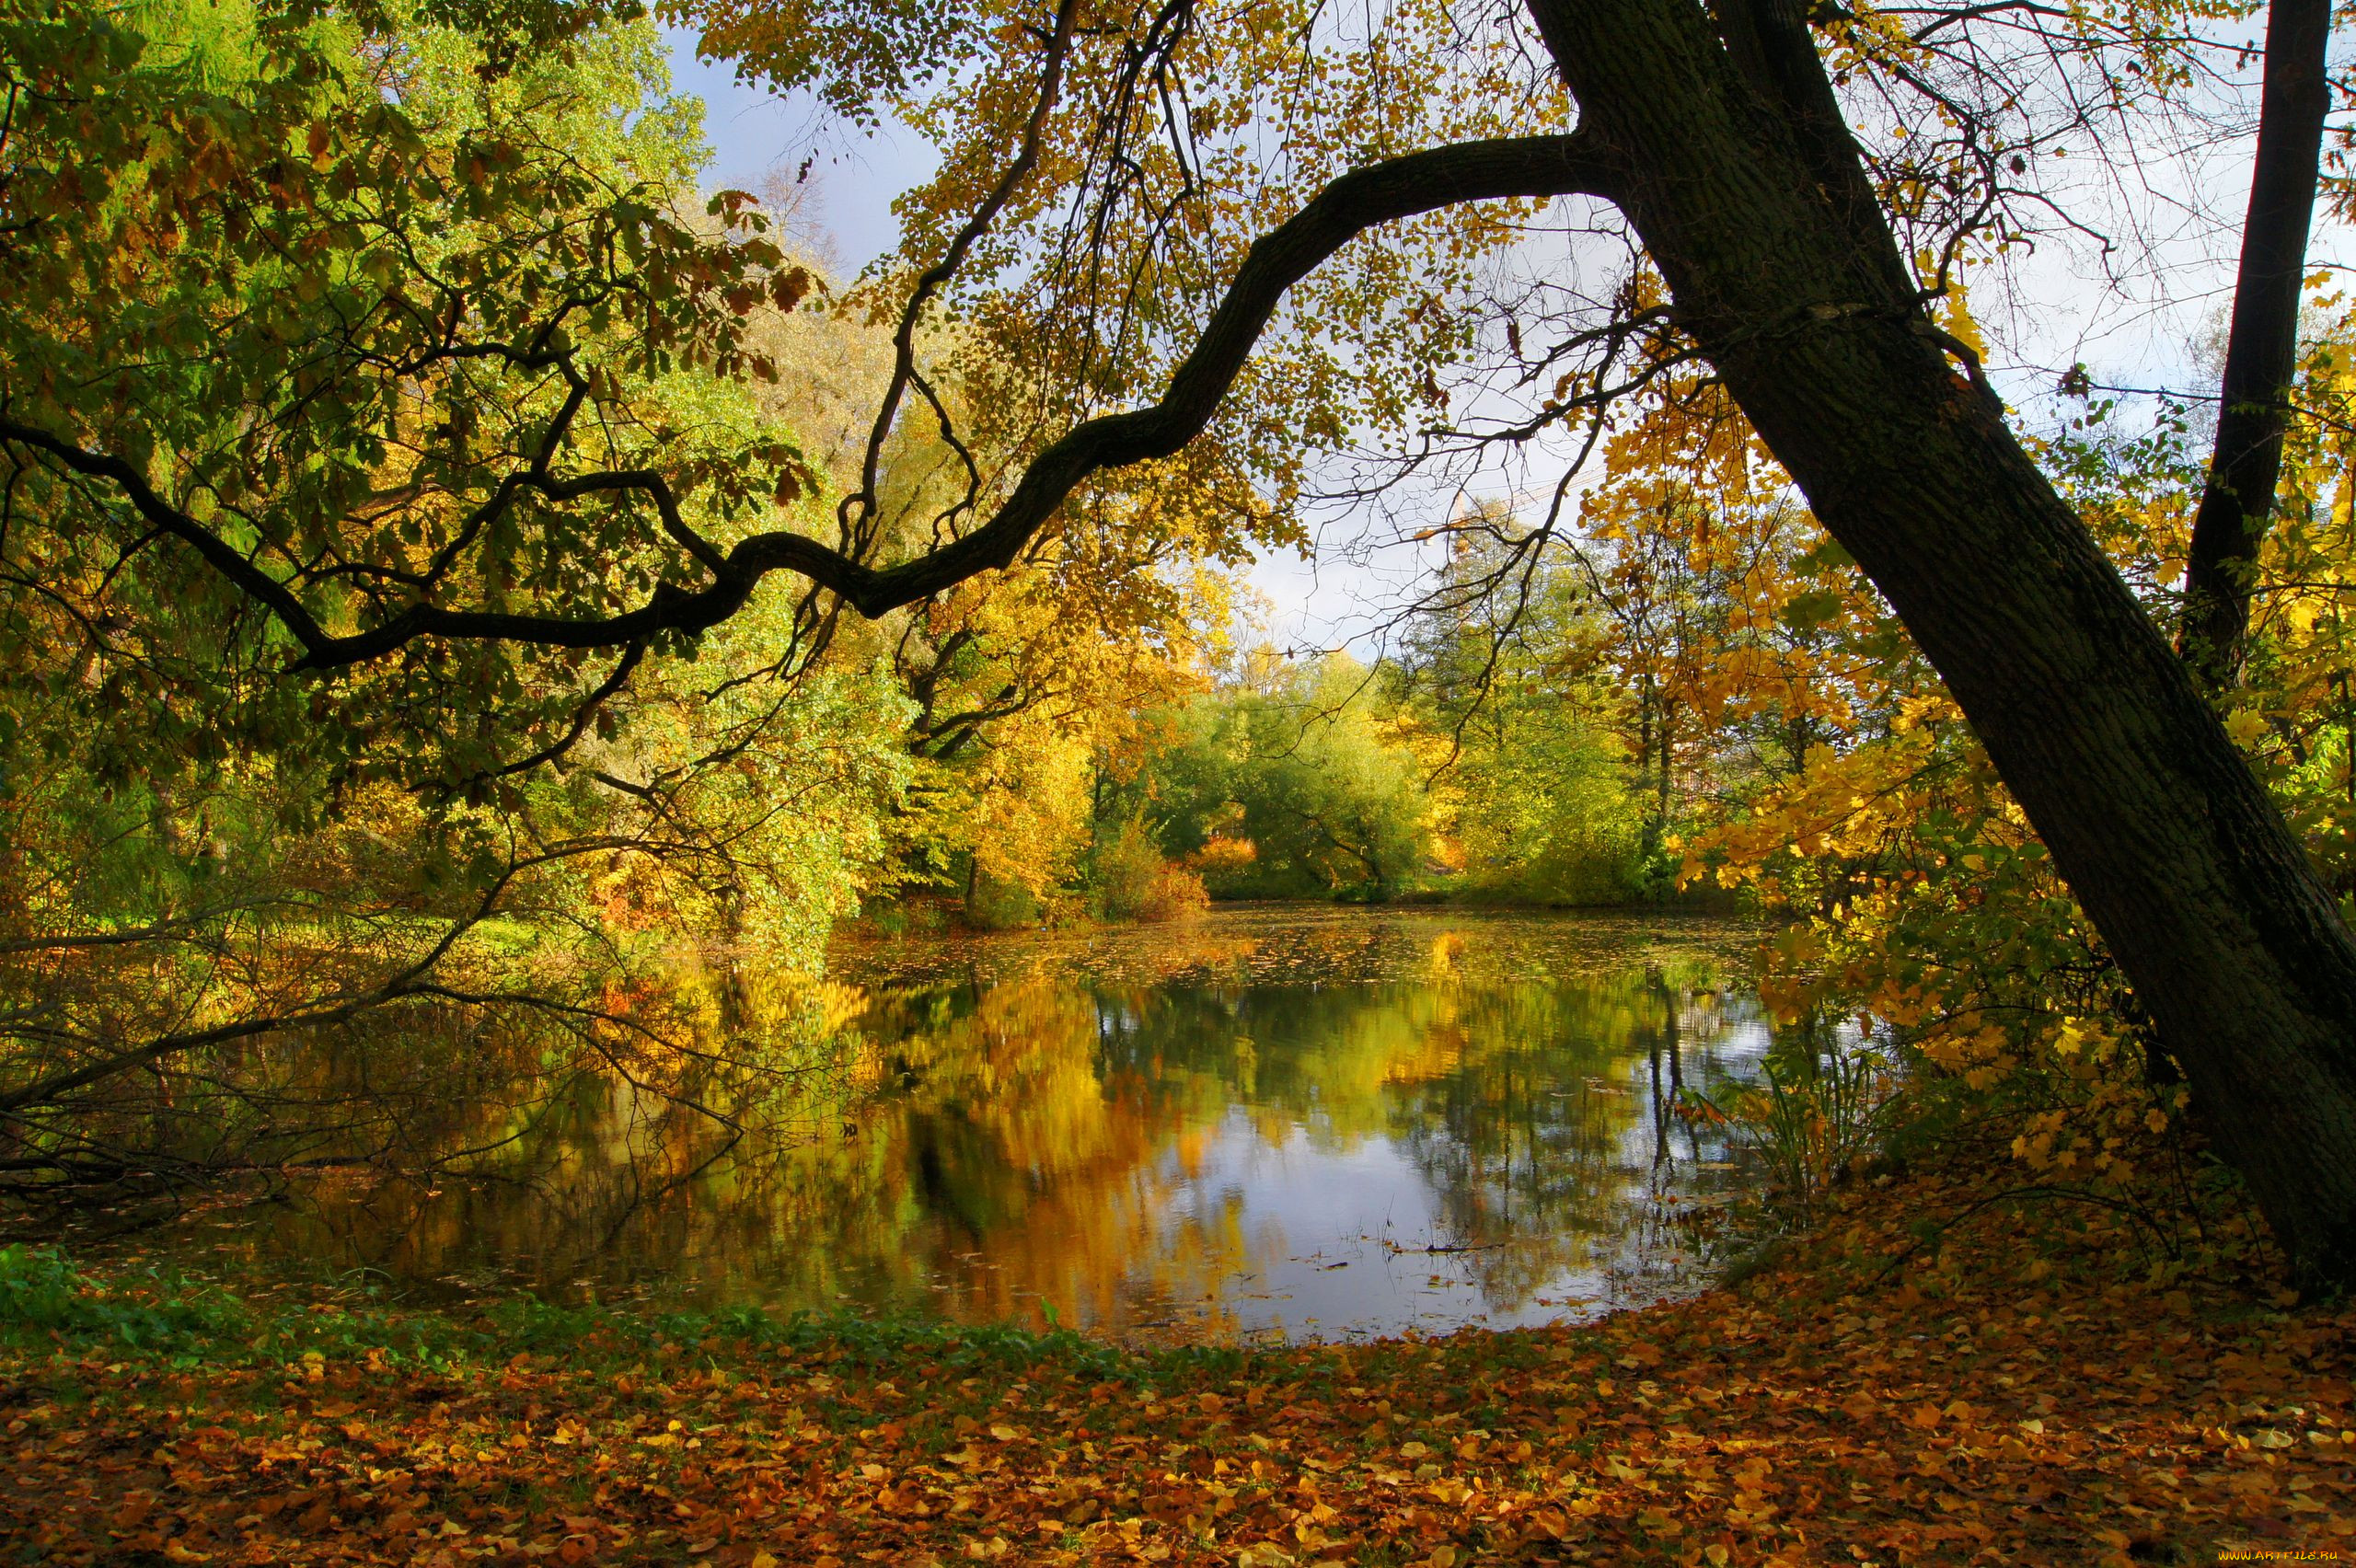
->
xmin=1526 ymin=0 xmax=2356 ymax=1286
xmin=2179 ymin=0 xmax=2333 ymax=688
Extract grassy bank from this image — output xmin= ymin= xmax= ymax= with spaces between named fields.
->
xmin=0 ymin=1165 xmax=2348 ymax=1567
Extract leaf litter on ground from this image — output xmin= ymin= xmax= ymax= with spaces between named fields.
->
xmin=0 ymin=1157 xmax=2348 ymax=1566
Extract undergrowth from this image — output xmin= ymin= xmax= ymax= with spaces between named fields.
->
xmin=0 ymin=1243 xmax=1261 ymax=1389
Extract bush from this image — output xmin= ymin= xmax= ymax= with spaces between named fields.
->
xmin=1092 ymin=821 xmax=1209 ymax=923
xmin=1683 ymin=720 xmax=2196 ymax=1218
xmin=1186 ymin=835 xmax=1259 ymax=894
xmin=1686 ymin=1020 xmax=1907 ymax=1219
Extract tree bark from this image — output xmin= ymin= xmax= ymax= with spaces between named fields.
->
xmin=1527 ymin=0 xmax=2356 ymax=1286
xmin=2178 ymin=0 xmax=2334 ymax=688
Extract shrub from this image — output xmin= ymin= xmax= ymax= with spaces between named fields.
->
xmin=1092 ymin=821 xmax=1209 ymax=923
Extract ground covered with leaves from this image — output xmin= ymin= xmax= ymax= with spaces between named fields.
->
xmin=1 ymin=1165 xmax=2349 ymax=1567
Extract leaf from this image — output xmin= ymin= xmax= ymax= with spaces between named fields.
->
xmin=771 ymin=266 xmax=812 ymax=312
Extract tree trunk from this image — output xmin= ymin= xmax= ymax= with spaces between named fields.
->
xmin=2178 ymin=0 xmax=2333 ymax=687
xmin=1527 ymin=0 xmax=2356 ymax=1286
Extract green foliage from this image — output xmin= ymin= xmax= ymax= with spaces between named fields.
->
xmin=1141 ymin=652 xmax=1434 ymax=899
xmin=1450 ymin=722 xmax=1648 ymax=904
xmin=0 ymin=2 xmax=914 ymax=1183
xmin=0 ymin=0 xmax=803 ymax=795
xmin=963 ymin=870 xmax=1044 ymax=930
xmin=598 ymin=649 xmax=918 ymax=961
xmin=1401 ymin=525 xmax=1652 ymax=903
xmin=0 ymin=1243 xmax=1161 ymax=1387
xmin=1086 ymin=817 xmax=1207 ymax=922
xmin=0 ymin=1246 xmax=248 ymax=1349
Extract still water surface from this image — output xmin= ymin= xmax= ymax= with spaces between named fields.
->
xmin=208 ymin=907 xmax=1771 ymax=1342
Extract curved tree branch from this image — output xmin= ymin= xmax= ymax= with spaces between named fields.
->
xmin=0 ymin=132 xmax=1618 ymax=670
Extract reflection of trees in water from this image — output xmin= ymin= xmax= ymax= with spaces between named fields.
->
xmin=1055 ymin=952 xmax=1760 ymax=1317
xmin=262 ymin=977 xmax=1229 ymax=1329
xmin=1369 ymin=966 xmax=1755 ymax=1307
xmin=227 ymin=919 xmax=1761 ymax=1336
xmin=215 ymin=961 xmax=861 ymax=1297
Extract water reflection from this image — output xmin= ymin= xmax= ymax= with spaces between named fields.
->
xmin=212 ymin=908 xmax=1768 ymax=1341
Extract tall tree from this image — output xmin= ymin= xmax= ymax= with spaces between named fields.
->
xmin=1524 ymin=0 xmax=2356 ymax=1287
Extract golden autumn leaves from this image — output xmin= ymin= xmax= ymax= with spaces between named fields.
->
xmin=4 ymin=1154 xmax=2351 ymax=1565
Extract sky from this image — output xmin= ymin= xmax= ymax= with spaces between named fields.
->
xmin=657 ymin=26 xmax=2342 ymax=657
xmin=660 ymin=26 xmax=934 ymax=277
xmin=658 ymin=27 xmax=1380 ymax=651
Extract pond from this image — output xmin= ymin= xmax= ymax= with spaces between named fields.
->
xmin=170 ymin=906 xmax=1773 ymax=1343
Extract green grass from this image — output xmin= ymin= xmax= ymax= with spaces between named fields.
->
xmin=0 ymin=1244 xmax=248 ymax=1350
xmin=0 ymin=1244 xmax=1279 ymax=1390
